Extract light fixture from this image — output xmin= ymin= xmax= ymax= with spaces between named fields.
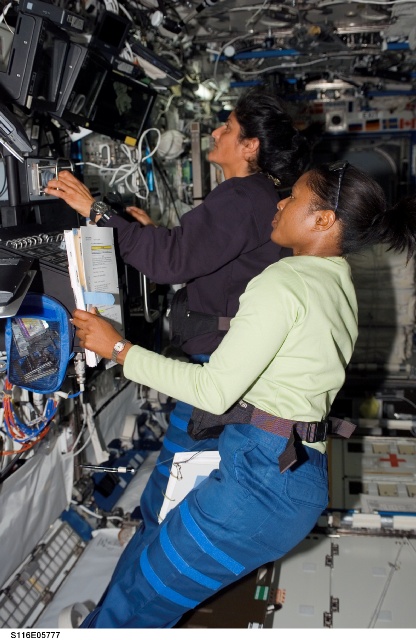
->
xmin=194 ymin=83 xmax=215 ymax=100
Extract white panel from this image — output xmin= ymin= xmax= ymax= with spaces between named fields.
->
xmin=272 ymin=534 xmax=332 ymax=629
xmin=0 ymin=439 xmax=72 ymax=587
xmin=273 ymin=534 xmax=416 ymax=629
xmin=332 ymin=536 xmax=416 ymax=628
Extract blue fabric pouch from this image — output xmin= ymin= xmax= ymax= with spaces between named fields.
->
xmin=5 ymin=293 xmax=75 ymax=393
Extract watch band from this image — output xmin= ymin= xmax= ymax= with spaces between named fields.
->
xmin=90 ymin=201 xmax=109 ymax=223
xmin=90 ymin=201 xmax=117 ymax=224
xmin=111 ymin=338 xmax=130 ymax=363
xmin=96 ymin=208 xmax=116 ymax=226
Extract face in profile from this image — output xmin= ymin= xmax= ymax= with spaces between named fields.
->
xmin=208 ymin=112 xmax=248 ymax=170
xmin=271 ymin=172 xmax=317 ymax=254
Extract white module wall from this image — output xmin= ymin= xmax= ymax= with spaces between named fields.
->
xmin=272 ymin=533 xmax=416 ymax=629
xmin=347 ymin=244 xmax=416 ymax=371
xmin=328 ymin=435 xmax=416 ymax=512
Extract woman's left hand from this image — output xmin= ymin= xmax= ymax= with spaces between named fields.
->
xmin=72 ymin=308 xmax=125 ymax=361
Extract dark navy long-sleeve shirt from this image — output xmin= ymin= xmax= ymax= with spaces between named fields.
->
xmin=104 ymin=172 xmax=291 ymax=355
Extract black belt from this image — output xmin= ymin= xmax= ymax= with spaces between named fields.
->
xmin=240 ymin=401 xmax=356 ymax=473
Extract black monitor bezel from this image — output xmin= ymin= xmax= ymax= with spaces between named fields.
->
xmin=62 ymin=50 xmax=157 ymax=146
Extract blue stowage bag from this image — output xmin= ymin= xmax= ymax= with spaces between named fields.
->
xmin=5 ymin=293 xmax=75 ymax=394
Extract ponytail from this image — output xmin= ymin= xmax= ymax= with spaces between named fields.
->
xmin=373 ymin=197 xmax=416 ymax=260
xmin=308 ymin=164 xmax=416 ymax=259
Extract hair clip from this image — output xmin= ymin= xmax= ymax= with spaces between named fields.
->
xmin=264 ymin=172 xmax=281 ymax=187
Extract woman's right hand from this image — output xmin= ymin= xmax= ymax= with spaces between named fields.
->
xmin=125 ymin=206 xmax=157 ymax=227
xmin=44 ymin=170 xmax=95 ymax=218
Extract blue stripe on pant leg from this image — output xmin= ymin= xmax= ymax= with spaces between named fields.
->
xmin=169 ymin=412 xmax=188 ymax=432
xmin=140 ymin=547 xmax=199 ymax=609
xmin=159 ymin=525 xmax=222 ymax=590
xmin=179 ymin=501 xmax=244 ymax=575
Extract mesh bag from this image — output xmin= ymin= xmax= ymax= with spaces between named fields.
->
xmin=5 ymin=293 xmax=74 ymax=393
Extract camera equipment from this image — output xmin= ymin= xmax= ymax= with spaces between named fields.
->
xmin=22 ymin=157 xmax=74 ymax=201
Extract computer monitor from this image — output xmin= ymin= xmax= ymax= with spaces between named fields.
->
xmin=62 ymin=50 xmax=156 ymax=146
xmin=90 ymin=10 xmax=132 ymax=55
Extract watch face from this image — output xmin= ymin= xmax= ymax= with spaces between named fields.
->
xmin=111 ymin=338 xmax=128 ymax=362
xmin=92 ymin=201 xmax=109 ymax=214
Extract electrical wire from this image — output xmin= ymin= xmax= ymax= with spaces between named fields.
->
xmin=0 ymin=2 xmax=13 ymax=32
xmin=71 ymin=501 xmax=124 ymax=522
xmin=70 ymin=397 xmax=89 ymax=454
xmin=213 ymin=33 xmax=254 ymax=84
xmin=225 ymin=50 xmax=374 ymax=76
xmin=76 ymin=128 xmax=161 ymax=199
xmin=2 ymin=379 xmax=58 ymax=450
xmin=0 ymin=449 xmax=24 ymax=482
xmin=246 ymin=0 xmax=271 ymax=28
xmin=117 ymin=1 xmax=134 ymax=23
xmin=376 ymin=395 xmax=416 ymax=413
xmin=0 ymin=152 xmax=8 ymax=198
xmin=153 ymin=157 xmax=181 ymax=224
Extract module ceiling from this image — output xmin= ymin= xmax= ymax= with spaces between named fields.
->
xmin=152 ymin=0 xmax=416 ymax=95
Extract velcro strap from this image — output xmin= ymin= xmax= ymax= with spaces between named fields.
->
xmin=329 ymin=417 xmax=357 ymax=438
xmin=278 ymin=427 xmax=299 ymax=473
xmin=251 ymin=406 xmax=356 ymax=442
xmin=218 ymin=316 xmax=231 ymax=331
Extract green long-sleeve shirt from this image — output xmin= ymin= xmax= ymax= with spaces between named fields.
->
xmin=124 ymin=256 xmax=358 ymax=444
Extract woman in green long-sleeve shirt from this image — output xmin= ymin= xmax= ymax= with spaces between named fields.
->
xmin=72 ymin=161 xmax=416 ymax=628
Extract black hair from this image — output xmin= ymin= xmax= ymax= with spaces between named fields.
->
xmin=307 ymin=163 xmax=416 ymax=259
xmin=233 ymin=88 xmax=310 ymax=187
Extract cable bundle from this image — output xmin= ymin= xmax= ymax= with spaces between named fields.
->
xmin=1 ymin=379 xmax=58 ymax=454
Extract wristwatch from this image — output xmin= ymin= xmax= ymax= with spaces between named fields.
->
xmin=111 ymin=338 xmax=130 ymax=363
xmin=90 ymin=201 xmax=116 ymax=224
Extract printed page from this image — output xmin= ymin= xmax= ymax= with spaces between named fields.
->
xmin=64 ymin=229 xmax=99 ymax=367
xmin=79 ymin=225 xmax=119 ymax=294
xmin=64 ymin=229 xmax=86 ymax=313
xmin=79 ymin=226 xmax=123 ymax=334
xmin=65 ymin=226 xmax=124 ymax=366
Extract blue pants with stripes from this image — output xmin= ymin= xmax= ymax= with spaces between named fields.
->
xmin=81 ymin=422 xmax=328 ymax=628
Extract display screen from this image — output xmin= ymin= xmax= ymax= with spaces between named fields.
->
xmin=92 ymin=10 xmax=131 ymax=53
xmin=63 ymin=51 xmax=156 ymax=145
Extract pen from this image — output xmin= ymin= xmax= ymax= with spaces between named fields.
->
xmin=79 ymin=464 xmax=135 ymax=474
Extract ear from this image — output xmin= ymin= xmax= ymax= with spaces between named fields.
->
xmin=242 ymin=137 xmax=260 ymax=160
xmin=314 ymin=209 xmax=336 ymax=231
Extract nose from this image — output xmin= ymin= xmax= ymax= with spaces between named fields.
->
xmin=211 ymin=123 xmax=224 ymax=139
xmin=278 ymin=197 xmax=289 ymax=210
